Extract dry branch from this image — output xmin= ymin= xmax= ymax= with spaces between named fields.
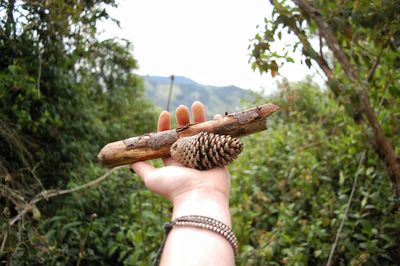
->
xmin=8 ymin=167 xmax=121 ymax=226
xmin=0 ymin=167 xmax=121 ymax=252
xmin=326 ymin=150 xmax=366 ymax=266
xmin=98 ymin=103 xmax=280 ymax=168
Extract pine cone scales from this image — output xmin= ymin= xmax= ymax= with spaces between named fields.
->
xmin=170 ymin=132 xmax=244 ymax=170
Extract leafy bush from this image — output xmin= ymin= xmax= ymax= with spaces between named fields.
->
xmin=11 ymin=164 xmax=169 ymax=265
xmin=0 ymin=1 xmax=157 ymax=264
xmin=2 ymin=0 xmax=399 ymax=265
xmin=231 ymin=80 xmax=400 ymax=265
xmin=17 ymin=79 xmax=399 ymax=266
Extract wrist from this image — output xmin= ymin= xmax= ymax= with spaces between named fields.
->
xmin=171 ymin=188 xmax=231 ymax=227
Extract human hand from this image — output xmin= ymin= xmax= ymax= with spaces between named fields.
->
xmin=130 ymin=101 xmax=231 ymax=224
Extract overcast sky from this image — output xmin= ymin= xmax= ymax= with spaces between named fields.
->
xmin=99 ymin=0 xmax=324 ymax=93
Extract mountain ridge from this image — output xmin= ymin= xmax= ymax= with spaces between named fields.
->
xmin=143 ymin=75 xmax=256 ymax=118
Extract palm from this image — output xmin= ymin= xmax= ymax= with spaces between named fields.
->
xmin=142 ymin=164 xmax=229 ymax=201
xmin=131 ymin=101 xmax=230 ymax=202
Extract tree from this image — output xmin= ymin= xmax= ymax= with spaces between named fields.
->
xmin=0 ymin=0 xmax=155 ymax=185
xmin=232 ymin=78 xmax=400 ymax=265
xmin=251 ymin=0 xmax=400 ymax=196
xmin=0 ymin=1 xmax=156 ymax=263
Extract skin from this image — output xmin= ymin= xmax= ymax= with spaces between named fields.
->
xmin=131 ymin=101 xmax=234 ymax=266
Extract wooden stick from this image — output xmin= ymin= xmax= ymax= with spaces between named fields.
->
xmin=98 ymin=103 xmax=279 ymax=168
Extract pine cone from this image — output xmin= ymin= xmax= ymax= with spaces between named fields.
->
xmin=170 ymin=132 xmax=244 ymax=170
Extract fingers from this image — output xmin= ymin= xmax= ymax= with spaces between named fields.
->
xmin=176 ymin=105 xmax=190 ymax=127
xmin=192 ymin=101 xmax=206 ymax=123
xmin=130 ymin=162 xmax=156 ymax=183
xmin=157 ymin=111 xmax=174 ymax=165
xmin=130 ymin=162 xmax=168 ymax=196
xmin=169 ymin=105 xmax=190 ymax=166
xmin=157 ymin=111 xmax=171 ymax=131
xmin=159 ymin=102 xmax=206 ymax=166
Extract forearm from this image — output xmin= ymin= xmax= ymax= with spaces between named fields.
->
xmin=160 ymin=189 xmax=235 ymax=266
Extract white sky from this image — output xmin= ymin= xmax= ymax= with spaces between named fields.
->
xmin=99 ymin=0 xmax=324 ymax=93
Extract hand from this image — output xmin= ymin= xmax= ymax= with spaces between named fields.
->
xmin=132 ymin=101 xmax=235 ymax=265
xmin=130 ymin=101 xmax=231 ymax=224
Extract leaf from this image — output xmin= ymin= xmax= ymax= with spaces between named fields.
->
xmin=108 ymin=245 xmax=119 ymax=257
xmin=388 ymin=86 xmax=400 ymax=97
xmin=305 ymin=58 xmax=312 ymax=69
xmin=286 ymin=57 xmax=295 ymax=63
xmin=319 ymin=175 xmax=332 ymax=182
xmin=339 ymin=170 xmax=346 ymax=185
xmin=366 ymin=167 xmax=375 ymax=176
xmin=379 ymin=253 xmax=393 ymax=261
xmin=353 ymin=233 xmax=367 ymax=241
xmin=116 ymin=231 xmax=125 ymax=242
xmin=327 ymin=79 xmax=339 ymax=93
xmin=361 ymin=194 xmax=368 ymax=209
xmin=271 ymin=60 xmax=279 ymax=78
xmin=314 ymin=249 xmax=322 ymax=257
xmin=32 ymin=205 xmax=41 ymax=221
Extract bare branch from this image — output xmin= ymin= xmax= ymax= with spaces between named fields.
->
xmin=271 ymin=0 xmax=332 ymax=78
xmin=326 ymin=150 xmax=366 ymax=266
xmin=0 ymin=184 xmax=26 ymax=207
xmin=30 ymin=163 xmax=46 ymax=197
xmin=9 ymin=166 xmax=122 ymax=226
xmin=2 ymin=174 xmax=12 ymax=263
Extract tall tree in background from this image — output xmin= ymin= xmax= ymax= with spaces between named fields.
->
xmin=251 ymin=0 xmax=400 ymax=196
xmin=0 ymin=0 xmax=154 ymax=188
xmin=0 ymin=1 xmax=157 ymax=263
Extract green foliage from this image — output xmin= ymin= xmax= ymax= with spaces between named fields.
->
xmin=248 ymin=2 xmax=400 ymax=262
xmin=2 ymin=0 xmax=399 ymax=265
xmin=0 ymin=0 xmax=156 ymax=185
xmin=231 ymin=80 xmax=400 ymax=265
xmin=1 ymin=0 xmax=157 ymax=264
xmin=10 ymin=163 xmax=169 ymax=265
xmin=250 ymin=0 xmax=400 ymax=146
xmin=5 ymin=79 xmax=399 ymax=265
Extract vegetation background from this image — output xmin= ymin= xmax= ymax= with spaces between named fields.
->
xmin=1 ymin=0 xmax=399 ymax=265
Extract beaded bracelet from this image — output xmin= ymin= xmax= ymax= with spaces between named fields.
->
xmin=152 ymin=215 xmax=239 ymax=266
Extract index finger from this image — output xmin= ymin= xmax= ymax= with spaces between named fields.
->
xmin=192 ymin=101 xmax=206 ymax=123
xmin=157 ymin=111 xmax=175 ymax=165
xmin=157 ymin=111 xmax=171 ymax=131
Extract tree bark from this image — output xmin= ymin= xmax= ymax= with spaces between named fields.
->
xmin=294 ymin=0 xmax=400 ymax=197
xmin=98 ymin=103 xmax=279 ymax=168
xmin=5 ymin=0 xmax=15 ymax=38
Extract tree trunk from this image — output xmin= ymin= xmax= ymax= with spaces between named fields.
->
xmin=5 ymin=0 xmax=16 ymax=38
xmin=294 ymin=0 xmax=400 ymax=197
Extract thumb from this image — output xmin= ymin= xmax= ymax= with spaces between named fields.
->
xmin=130 ymin=162 xmax=156 ymax=184
xmin=130 ymin=162 xmax=170 ymax=198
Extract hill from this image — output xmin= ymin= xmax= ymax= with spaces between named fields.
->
xmin=143 ymin=75 xmax=256 ymax=118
